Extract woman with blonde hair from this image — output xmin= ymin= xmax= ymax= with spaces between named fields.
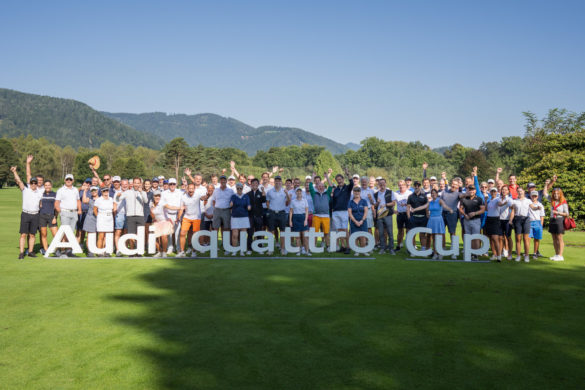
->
xmin=548 ymin=188 xmax=569 ymax=261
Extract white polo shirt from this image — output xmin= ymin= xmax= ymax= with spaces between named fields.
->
xmin=181 ymin=192 xmax=203 ymax=220
xmin=513 ymin=198 xmax=532 ymax=217
xmin=210 ymin=187 xmax=234 ymax=209
xmin=498 ymin=195 xmax=514 ymax=220
xmin=56 ymin=186 xmax=80 ymax=210
xmin=161 ymin=189 xmax=183 ymax=215
xmin=528 ymin=201 xmax=545 ymax=222
xmin=22 ymin=187 xmax=42 ymax=213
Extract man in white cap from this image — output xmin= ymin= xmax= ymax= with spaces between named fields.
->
xmin=116 ymin=177 xmax=148 ymax=254
xmin=352 ymin=174 xmax=360 ymax=187
xmin=55 ymin=173 xmax=82 ymax=257
xmin=227 ymin=175 xmax=237 ymax=191
xmin=11 ymin=166 xmax=42 ymax=259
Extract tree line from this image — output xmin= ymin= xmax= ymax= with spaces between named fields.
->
xmin=0 ymin=109 xmax=582 ymax=227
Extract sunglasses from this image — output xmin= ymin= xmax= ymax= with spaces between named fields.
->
xmin=65 ymin=178 xmax=73 ymax=181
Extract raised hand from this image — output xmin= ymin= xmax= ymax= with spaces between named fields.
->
xmin=496 ymin=167 xmax=503 ymax=173
xmin=10 ymin=166 xmax=17 ymax=173
xmin=230 ymin=160 xmax=236 ymax=169
xmin=472 ymin=166 xmax=478 ymax=176
xmin=184 ymin=168 xmax=191 ymax=176
xmin=272 ymin=166 xmax=279 ymax=173
xmin=327 ymin=168 xmax=333 ymax=176
xmin=552 ymin=174 xmax=557 ymax=181
xmin=422 ymin=162 xmax=428 ymax=170
xmin=441 ymin=171 xmax=447 ymax=179
xmin=222 ymin=168 xmax=227 ymax=174
xmin=279 ymin=168 xmax=284 ymax=173
xmin=26 ymin=155 xmax=34 ymax=164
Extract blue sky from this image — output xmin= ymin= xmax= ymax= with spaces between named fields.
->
xmin=1 ymin=0 xmax=584 ymax=148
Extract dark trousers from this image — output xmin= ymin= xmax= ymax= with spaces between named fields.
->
xmin=126 ymin=216 xmax=145 ymax=235
xmin=247 ymin=215 xmax=265 ymax=250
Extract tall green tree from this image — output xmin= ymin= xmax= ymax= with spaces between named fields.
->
xmin=0 ymin=139 xmax=18 ymax=187
xmin=161 ymin=138 xmax=189 ymax=179
xmin=315 ymin=150 xmax=341 ymax=177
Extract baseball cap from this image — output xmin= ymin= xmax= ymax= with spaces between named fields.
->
xmin=163 ymin=180 xmax=169 ymax=184
xmin=530 ymin=190 xmax=539 ymax=197
xmin=490 ymin=187 xmax=498 ymax=193
xmin=405 ymin=176 xmax=412 ymax=181
xmin=305 ymin=175 xmax=312 ymax=180
xmin=152 ymin=189 xmax=162 ymax=196
xmin=376 ymin=176 xmax=382 ymax=180
xmin=169 ymin=178 xmax=177 ymax=184
xmin=219 ymin=174 xmax=227 ymax=180
xmin=467 ymin=185 xmax=476 ymax=190
xmin=528 ymin=182 xmax=536 ymax=188
xmin=235 ymin=182 xmax=243 ymax=188
xmin=413 ymin=181 xmax=421 ymax=187
xmin=152 ymin=177 xmax=158 ymax=182
xmin=430 ymin=176 xmax=437 ymax=181
xmin=30 ymin=178 xmax=38 ymax=184
xmin=228 ymin=175 xmax=236 ymax=180
xmin=352 ymin=174 xmax=360 ymax=179
xmin=352 ymin=187 xmax=361 ymax=192
xmin=158 ymin=175 xmax=165 ymax=180
xmin=84 ymin=177 xmax=92 ymax=183
xmin=100 ymin=186 xmax=109 ymax=192
xmin=65 ymin=174 xmax=74 ymax=180
xmin=295 ymin=187 xmax=303 ymax=192
xmin=274 ymin=175 xmax=282 ymax=180
xmin=112 ymin=176 xmax=121 ymax=182
xmin=90 ymin=186 xmax=99 ymax=191
xmin=488 ymin=179 xmax=495 ymax=184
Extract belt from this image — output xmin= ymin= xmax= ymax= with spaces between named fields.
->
xmin=22 ymin=210 xmax=38 ymax=215
xmin=271 ymin=210 xmax=285 ymax=214
xmin=62 ymin=208 xmax=77 ymax=212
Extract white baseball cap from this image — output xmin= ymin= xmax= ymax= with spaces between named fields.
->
xmin=352 ymin=174 xmax=360 ymax=179
xmin=305 ymin=175 xmax=312 ymax=180
xmin=158 ymin=175 xmax=165 ymax=180
xmin=487 ymin=179 xmax=495 ymax=184
xmin=65 ymin=174 xmax=74 ymax=180
xmin=375 ymin=176 xmax=382 ymax=180
xmin=430 ymin=176 xmax=437 ymax=181
xmin=168 ymin=178 xmax=177 ymax=184
xmin=112 ymin=176 xmax=121 ymax=182
xmin=228 ymin=175 xmax=236 ymax=180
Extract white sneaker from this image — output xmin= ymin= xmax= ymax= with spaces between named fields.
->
xmin=240 ymin=251 xmax=246 ymax=256
xmin=507 ymin=255 xmax=513 ymax=261
xmin=364 ymin=252 xmax=371 ymax=256
xmin=301 ymin=247 xmax=306 ymax=255
xmin=327 ymin=247 xmax=334 ymax=253
xmin=175 ymin=252 xmax=186 ymax=258
xmin=296 ymin=252 xmax=301 ymax=256
xmin=524 ymin=255 xmax=530 ymax=263
xmin=306 ymin=251 xmax=312 ymax=257
xmin=246 ymin=251 xmax=252 ymax=255
xmin=231 ymin=251 xmax=237 ymax=256
xmin=502 ymin=249 xmax=508 ymax=257
xmin=438 ymin=255 xmax=443 ymax=260
xmin=281 ymin=250 xmax=288 ymax=256
xmin=432 ymin=253 xmax=438 ymax=259
xmin=490 ymin=255 xmax=497 ymax=261
xmin=515 ymin=256 xmax=521 ymax=262
xmin=167 ymin=246 xmax=174 ymax=254
xmin=267 ymin=251 xmax=273 ymax=256
xmin=161 ymin=252 xmax=167 ymax=258
xmin=451 ymin=255 xmax=457 ymax=260
xmin=354 ymin=252 xmax=360 ymax=256
xmin=185 ymin=249 xmax=192 ymax=256
xmin=550 ymin=255 xmax=564 ymax=261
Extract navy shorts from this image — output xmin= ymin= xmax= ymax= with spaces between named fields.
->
xmin=513 ymin=216 xmax=530 ymax=235
xmin=500 ymin=220 xmax=512 ymax=237
xmin=397 ymin=212 xmax=409 ymax=229
xmin=442 ymin=211 xmax=458 ymax=235
xmin=409 ymin=215 xmax=428 ymax=229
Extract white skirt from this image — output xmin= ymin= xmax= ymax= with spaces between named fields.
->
xmin=96 ymin=213 xmax=114 ymax=232
xmin=231 ymin=217 xmax=250 ymax=229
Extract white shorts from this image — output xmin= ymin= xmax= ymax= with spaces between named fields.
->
xmin=332 ymin=211 xmax=349 ymax=230
xmin=231 ymin=217 xmax=250 ymax=230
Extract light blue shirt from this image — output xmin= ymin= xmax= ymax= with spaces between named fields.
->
xmin=267 ymin=187 xmax=288 ymax=211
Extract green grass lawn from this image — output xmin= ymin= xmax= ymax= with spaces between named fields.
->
xmin=1 ymin=187 xmax=584 ymax=389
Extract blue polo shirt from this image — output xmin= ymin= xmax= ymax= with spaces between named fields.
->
xmin=348 ymin=198 xmax=368 ymax=221
xmin=230 ymin=194 xmax=250 ymax=218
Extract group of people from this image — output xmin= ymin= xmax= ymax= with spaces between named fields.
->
xmin=12 ymin=156 xmax=571 ymax=261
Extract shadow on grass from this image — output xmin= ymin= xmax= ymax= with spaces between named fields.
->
xmin=108 ymin=256 xmax=585 ymax=389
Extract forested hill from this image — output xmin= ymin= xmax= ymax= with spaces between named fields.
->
xmin=102 ymin=111 xmax=350 ymax=155
xmin=0 ymin=88 xmax=165 ymax=149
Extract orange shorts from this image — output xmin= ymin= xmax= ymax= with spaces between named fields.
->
xmin=181 ymin=218 xmax=201 ymax=233
xmin=312 ymin=216 xmax=330 ymax=234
